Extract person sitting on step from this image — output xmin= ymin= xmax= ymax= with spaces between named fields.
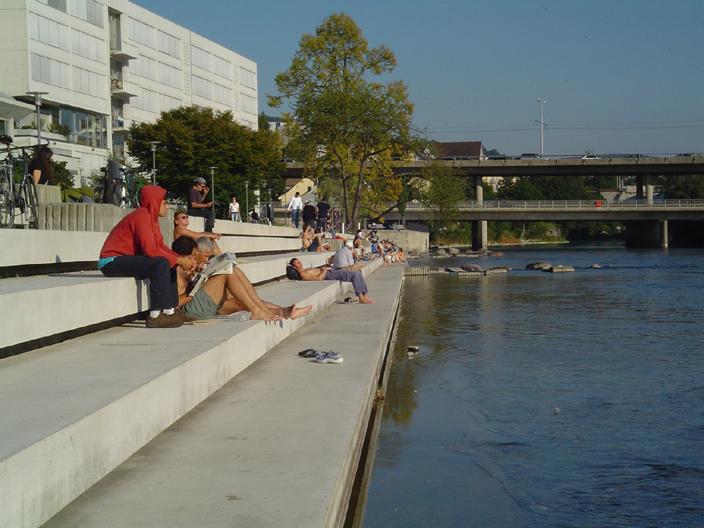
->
xmin=286 ymin=257 xmax=374 ymax=304
xmin=173 ymin=210 xmax=221 ymax=253
xmin=172 ymin=236 xmax=312 ymax=321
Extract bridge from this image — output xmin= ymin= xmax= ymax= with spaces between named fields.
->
xmin=385 ymin=199 xmax=704 ymax=222
xmin=285 ymin=154 xmax=704 ymax=178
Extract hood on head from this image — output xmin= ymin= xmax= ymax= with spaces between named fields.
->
xmin=139 ymin=185 xmax=167 ymax=219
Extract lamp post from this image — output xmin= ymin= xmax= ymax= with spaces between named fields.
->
xmin=537 ymin=97 xmax=546 ymax=156
xmin=149 ymin=141 xmax=160 ymax=185
xmin=26 ymin=91 xmax=49 ymax=146
xmin=245 ymin=181 xmax=249 ymax=222
xmin=209 ymin=166 xmax=216 ymax=215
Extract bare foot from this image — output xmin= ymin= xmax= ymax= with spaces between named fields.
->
xmin=250 ymin=310 xmax=283 ymax=321
xmin=359 ymin=296 xmax=374 ymax=304
xmin=289 ymin=304 xmax=313 ymax=319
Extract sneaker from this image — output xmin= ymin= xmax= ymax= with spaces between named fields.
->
xmin=298 ymin=348 xmax=318 ymax=358
xmin=313 ymin=351 xmax=343 ymax=364
xmin=146 ymin=312 xmax=184 ymax=328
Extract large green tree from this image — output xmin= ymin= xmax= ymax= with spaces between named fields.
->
xmin=128 ymin=106 xmax=284 ymax=211
xmin=269 ymin=13 xmax=414 ymax=225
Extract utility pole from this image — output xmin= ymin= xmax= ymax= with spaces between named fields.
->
xmin=26 ymin=91 xmax=48 ymax=146
xmin=149 ymin=141 xmax=160 ymax=185
xmin=537 ymin=97 xmax=546 ymax=156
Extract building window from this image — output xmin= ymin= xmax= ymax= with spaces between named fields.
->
xmin=71 ymin=29 xmax=105 ymax=63
xmin=213 ymin=55 xmax=232 ymax=80
xmin=0 ymin=120 xmax=7 ymax=136
xmin=160 ymin=94 xmax=181 ymax=112
xmin=156 ymin=30 xmax=180 ymax=58
xmin=240 ymin=67 xmax=256 ymax=89
xmin=212 ymin=83 xmax=231 ymax=106
xmin=69 ymin=0 xmax=104 ymax=28
xmin=240 ymin=93 xmax=257 ymax=115
xmin=35 ymin=0 xmax=67 ymax=12
xmin=191 ymin=75 xmax=211 ymax=100
xmin=73 ymin=66 xmax=104 ymax=97
xmin=191 ymin=46 xmax=209 ymax=71
xmin=28 ymin=12 xmax=70 ymax=50
xmin=131 ymin=87 xmax=157 ymax=113
xmin=159 ymin=62 xmax=181 ymax=88
xmin=59 ymin=107 xmax=107 ymax=148
xmin=130 ymin=54 xmax=157 ymax=81
xmin=128 ymin=17 xmax=153 ymax=47
xmin=31 ymin=53 xmax=70 ymax=88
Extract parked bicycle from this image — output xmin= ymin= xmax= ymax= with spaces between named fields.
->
xmin=95 ymin=159 xmax=146 ymax=209
xmin=0 ymin=135 xmax=40 ymax=229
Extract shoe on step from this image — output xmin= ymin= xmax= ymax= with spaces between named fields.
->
xmin=146 ymin=312 xmax=184 ymax=328
xmin=313 ymin=351 xmax=343 ymax=364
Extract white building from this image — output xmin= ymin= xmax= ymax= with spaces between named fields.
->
xmin=0 ymin=0 xmax=258 ymax=186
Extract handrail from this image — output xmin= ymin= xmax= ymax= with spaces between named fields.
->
xmin=402 ymin=199 xmax=704 ymax=210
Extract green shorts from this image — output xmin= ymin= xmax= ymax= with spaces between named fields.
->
xmin=184 ymin=289 xmax=221 ymax=320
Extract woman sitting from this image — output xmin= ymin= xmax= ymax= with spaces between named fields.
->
xmin=173 ymin=210 xmax=221 ymax=253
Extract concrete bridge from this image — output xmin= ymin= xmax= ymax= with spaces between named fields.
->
xmin=285 ymin=154 xmax=704 ymax=178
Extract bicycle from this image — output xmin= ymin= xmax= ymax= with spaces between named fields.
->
xmin=95 ymin=159 xmax=145 ymax=209
xmin=0 ymin=135 xmax=40 ymax=229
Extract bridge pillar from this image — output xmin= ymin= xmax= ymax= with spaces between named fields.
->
xmin=661 ymin=220 xmax=669 ymax=249
xmin=636 ymin=175 xmax=644 ymax=199
xmin=646 ymin=175 xmax=654 ymax=204
xmin=472 ymin=176 xmax=488 ymax=250
xmin=625 ymin=220 xmax=667 ymax=248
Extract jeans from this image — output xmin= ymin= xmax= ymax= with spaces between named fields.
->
xmin=325 ymin=269 xmax=368 ymax=296
xmin=230 ymin=212 xmax=240 ymax=222
xmin=101 ymin=256 xmax=178 ymax=310
xmin=291 ymin=208 xmax=301 ymax=228
xmin=188 ymin=208 xmax=214 ymax=232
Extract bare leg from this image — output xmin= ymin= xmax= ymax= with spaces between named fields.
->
xmin=232 ymin=267 xmax=311 ymax=319
xmin=222 ymin=273 xmax=281 ymax=320
xmin=359 ymin=293 xmax=374 ymax=304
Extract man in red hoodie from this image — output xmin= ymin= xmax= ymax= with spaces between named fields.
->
xmin=98 ymin=185 xmax=195 ymax=328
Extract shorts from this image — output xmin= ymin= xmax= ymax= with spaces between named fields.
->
xmin=184 ymin=288 xmax=221 ymax=320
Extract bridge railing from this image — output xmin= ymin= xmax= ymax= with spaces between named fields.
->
xmin=404 ymin=199 xmax=704 ymax=209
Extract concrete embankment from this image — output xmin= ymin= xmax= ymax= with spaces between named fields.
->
xmin=43 ymin=265 xmax=405 ymax=528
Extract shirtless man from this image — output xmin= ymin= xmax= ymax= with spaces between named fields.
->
xmin=287 ymin=257 xmax=373 ymax=304
xmin=172 ymin=236 xmax=312 ymax=321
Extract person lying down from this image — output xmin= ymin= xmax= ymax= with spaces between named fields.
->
xmin=171 ymin=236 xmax=312 ymax=321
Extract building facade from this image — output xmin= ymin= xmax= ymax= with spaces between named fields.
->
xmin=0 ymin=0 xmax=258 ymax=186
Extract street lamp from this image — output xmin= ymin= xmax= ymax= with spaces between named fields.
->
xmin=26 ymin=91 xmax=49 ymax=146
xmin=245 ymin=181 xmax=249 ymax=222
xmin=537 ymin=97 xmax=546 ymax=156
xmin=209 ymin=166 xmax=216 ymax=214
xmin=149 ymin=141 xmax=160 ymax=185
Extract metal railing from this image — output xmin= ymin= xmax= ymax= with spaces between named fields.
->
xmin=404 ymin=199 xmax=704 ymax=209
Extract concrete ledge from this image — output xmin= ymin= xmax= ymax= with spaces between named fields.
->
xmin=214 ymin=219 xmax=299 ymax=237
xmin=0 ymin=252 xmax=333 ymax=350
xmin=0 ymin=260 xmax=382 ymax=528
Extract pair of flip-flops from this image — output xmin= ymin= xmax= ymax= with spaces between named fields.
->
xmin=298 ymin=348 xmax=344 ymax=364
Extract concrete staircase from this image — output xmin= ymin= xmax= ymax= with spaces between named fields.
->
xmin=0 ymin=218 xmax=380 ymax=528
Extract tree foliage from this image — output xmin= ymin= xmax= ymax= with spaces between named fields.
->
xmin=658 ymin=175 xmax=704 ymax=199
xmin=497 ymin=175 xmax=596 ymax=200
xmin=128 ymin=107 xmax=284 ymax=211
xmin=420 ymin=164 xmax=465 ymax=229
xmin=269 ymin=13 xmax=414 ymax=225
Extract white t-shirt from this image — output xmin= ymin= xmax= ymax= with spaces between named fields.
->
xmin=288 ymin=195 xmax=303 ymax=210
xmin=229 ymin=201 xmax=240 ymax=213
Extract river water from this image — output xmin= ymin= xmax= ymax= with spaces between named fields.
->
xmin=362 ymin=246 xmax=704 ymax=528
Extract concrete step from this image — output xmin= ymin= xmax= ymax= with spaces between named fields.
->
xmin=0 ymin=226 xmax=305 ymax=270
xmin=0 ymin=259 xmax=383 ymax=528
xmin=0 ymin=251 xmax=333 ymax=351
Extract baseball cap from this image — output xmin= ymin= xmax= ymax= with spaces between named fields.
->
xmin=193 ymin=177 xmax=207 ymax=184
xmin=345 ymin=240 xmax=354 ymax=249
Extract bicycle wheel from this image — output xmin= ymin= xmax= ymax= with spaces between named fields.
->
xmin=20 ymin=176 xmax=39 ymax=229
xmin=0 ymin=168 xmax=14 ymax=228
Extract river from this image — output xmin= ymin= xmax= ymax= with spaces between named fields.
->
xmin=362 ymin=245 xmax=704 ymax=528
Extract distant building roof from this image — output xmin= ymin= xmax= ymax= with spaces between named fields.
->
xmin=435 ymin=141 xmax=483 ymax=158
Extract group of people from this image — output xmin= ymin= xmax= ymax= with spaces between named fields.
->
xmin=361 ymin=229 xmax=406 ymax=264
xmin=98 ymin=185 xmax=376 ymax=329
xmin=287 ymin=192 xmax=338 ymax=231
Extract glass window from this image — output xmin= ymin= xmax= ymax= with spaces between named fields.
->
xmin=58 ymin=107 xmax=107 ymax=148
xmin=159 ymin=62 xmax=181 ymax=88
xmin=240 ymin=67 xmax=256 ymax=89
xmin=71 ymin=29 xmax=105 ymax=62
xmin=191 ymin=46 xmax=209 ymax=70
xmin=157 ymin=30 xmax=180 ymax=58
xmin=69 ymin=0 xmax=104 ymax=28
xmin=35 ymin=0 xmax=67 ymax=12
xmin=28 ymin=12 xmax=70 ymax=50
xmin=31 ymin=53 xmax=70 ymax=88
xmin=130 ymin=54 xmax=157 ymax=81
xmin=128 ymin=17 xmax=153 ymax=47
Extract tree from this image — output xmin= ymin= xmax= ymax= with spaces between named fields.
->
xmin=421 ymin=164 xmax=465 ymax=229
xmin=269 ymin=13 xmax=414 ymax=225
xmin=128 ymin=107 xmax=284 ymax=211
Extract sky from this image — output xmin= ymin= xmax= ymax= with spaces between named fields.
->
xmin=135 ymin=0 xmax=704 ymax=156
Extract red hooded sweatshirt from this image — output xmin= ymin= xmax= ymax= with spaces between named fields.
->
xmin=99 ymin=185 xmax=180 ymax=267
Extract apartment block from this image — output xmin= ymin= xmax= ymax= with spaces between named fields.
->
xmin=0 ymin=0 xmax=258 ymax=186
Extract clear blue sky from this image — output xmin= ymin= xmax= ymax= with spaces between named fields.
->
xmin=136 ymin=0 xmax=704 ymax=156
